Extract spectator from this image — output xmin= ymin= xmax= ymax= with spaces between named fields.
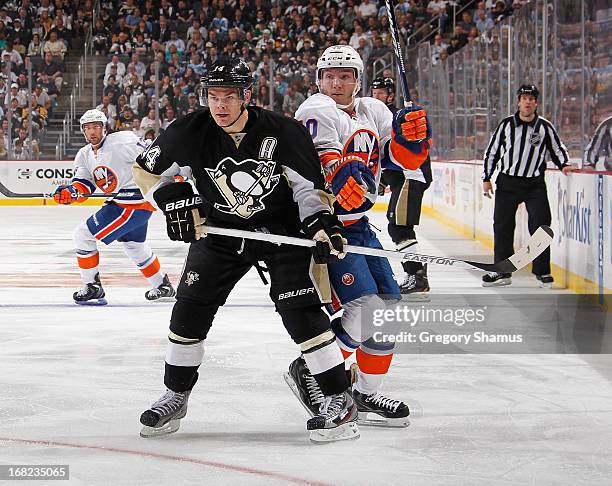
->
xmin=282 ymin=82 xmax=305 ymax=117
xmin=152 ymin=15 xmax=171 ymax=43
xmin=141 ymin=107 xmax=158 ymax=131
xmin=49 ymin=16 xmax=71 ymax=48
xmin=458 ymin=11 xmax=475 ymax=32
xmin=166 ymin=30 xmax=186 ymax=56
xmin=186 ymin=18 xmax=207 ymax=42
xmin=104 ymin=64 xmax=123 ymax=87
xmin=33 ymin=83 xmax=52 ymax=112
xmin=355 ymin=0 xmax=378 ymax=19
xmin=176 ymin=0 xmax=195 ymax=27
xmin=476 ymin=9 xmax=495 ymax=32
xmin=110 ymin=31 xmax=132 ymax=58
xmin=211 ymin=10 xmax=229 ymax=34
xmin=0 ymin=131 xmax=7 ymax=159
xmin=28 ymin=33 xmax=44 ymax=58
xmin=446 ymin=36 xmax=462 ymax=55
xmin=103 ymin=75 xmax=120 ymax=104
xmin=129 ymin=53 xmax=147 ymax=79
xmin=105 ymin=54 xmax=126 ymax=78
xmin=5 ymin=83 xmax=27 ymax=108
xmin=10 ymin=19 xmax=31 ymax=49
xmin=2 ymin=41 xmax=24 ymax=65
xmin=13 ymin=138 xmax=31 ymax=160
xmin=37 ymin=72 xmax=59 ymax=102
xmin=350 ymin=21 xmax=369 ymax=50
xmin=161 ymin=105 xmax=176 ymax=129
xmin=92 ymin=19 xmax=110 ymax=55
xmin=43 ymin=31 xmax=67 ymax=59
xmin=116 ymin=104 xmax=136 ymax=130
xmin=432 ymin=34 xmax=449 ymax=63
xmin=96 ymin=94 xmax=117 ymax=121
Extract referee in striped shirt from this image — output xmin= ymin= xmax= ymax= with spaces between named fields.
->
xmin=482 ymin=84 xmax=578 ymax=287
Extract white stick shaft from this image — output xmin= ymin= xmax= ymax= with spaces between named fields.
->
xmin=202 ymin=225 xmax=478 ymax=270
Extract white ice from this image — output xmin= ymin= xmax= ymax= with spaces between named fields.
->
xmin=1 ymin=206 xmax=611 ymax=486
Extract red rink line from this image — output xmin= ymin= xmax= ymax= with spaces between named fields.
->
xmin=0 ymin=437 xmax=333 ymax=486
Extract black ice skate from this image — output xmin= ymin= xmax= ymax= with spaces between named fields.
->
xmin=352 ymin=389 xmax=410 ymax=428
xmin=400 ymin=266 xmax=430 ymax=301
xmin=140 ymin=389 xmax=191 ymax=438
xmin=306 ymin=391 xmax=360 ymax=444
xmin=73 ymin=273 xmax=107 ymax=306
xmin=482 ymin=272 xmax=512 ymax=287
xmin=283 ymin=356 xmax=325 ymax=417
xmin=535 ymin=274 xmax=554 ymax=288
xmin=145 ymin=274 xmax=176 ymax=301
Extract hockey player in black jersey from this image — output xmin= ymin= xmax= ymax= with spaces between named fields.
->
xmin=132 ymin=59 xmax=359 ymax=443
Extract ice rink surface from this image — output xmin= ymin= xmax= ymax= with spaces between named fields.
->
xmin=1 ymin=205 xmax=611 ymax=485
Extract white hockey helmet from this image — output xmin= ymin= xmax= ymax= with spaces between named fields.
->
xmin=316 ymin=45 xmax=364 ymax=97
xmin=80 ymin=109 xmax=108 ymax=143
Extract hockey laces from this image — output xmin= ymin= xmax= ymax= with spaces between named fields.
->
xmin=76 ymin=283 xmax=95 ymax=298
xmin=401 ymin=274 xmax=416 ymax=288
xmin=318 ymin=393 xmax=345 ymax=417
xmin=305 ymin=374 xmax=325 ymax=407
xmin=367 ymin=393 xmax=402 ymax=412
xmin=147 ymin=288 xmax=162 ymax=299
xmin=151 ymin=389 xmax=185 ymax=416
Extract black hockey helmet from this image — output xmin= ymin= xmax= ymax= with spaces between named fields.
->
xmin=517 ymin=84 xmax=539 ymax=100
xmin=371 ymin=76 xmax=395 ymax=94
xmin=199 ymin=58 xmax=254 ymax=105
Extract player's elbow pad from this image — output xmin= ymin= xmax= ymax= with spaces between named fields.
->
xmin=390 ymin=135 xmax=431 ymax=170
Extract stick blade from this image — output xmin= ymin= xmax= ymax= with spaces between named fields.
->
xmin=502 ymin=225 xmax=554 ymax=272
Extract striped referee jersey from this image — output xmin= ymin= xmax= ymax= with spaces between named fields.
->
xmin=584 ymin=115 xmax=611 ymax=170
xmin=483 ymin=112 xmax=569 ymax=181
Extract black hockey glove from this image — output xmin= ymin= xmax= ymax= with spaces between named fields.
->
xmin=153 ymin=182 xmax=206 ymax=243
xmin=302 ymin=211 xmax=346 ymax=264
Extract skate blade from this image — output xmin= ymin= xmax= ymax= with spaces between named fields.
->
xmin=400 ymin=292 xmax=431 ymax=302
xmin=140 ymin=419 xmax=181 ymax=438
xmin=283 ymin=372 xmax=316 ymax=418
xmin=146 ymin=296 xmax=177 ymax=302
xmin=482 ymin=279 xmax=511 ymax=288
xmin=75 ymin=298 xmax=108 ymax=306
xmin=538 ymin=282 xmax=553 ymax=289
xmin=358 ymin=411 xmax=410 ymax=428
xmin=309 ymin=422 xmax=360 ymax=444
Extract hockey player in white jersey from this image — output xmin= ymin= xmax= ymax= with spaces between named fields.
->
xmin=286 ymin=45 xmax=432 ymax=427
xmin=52 ymin=109 xmax=175 ymax=305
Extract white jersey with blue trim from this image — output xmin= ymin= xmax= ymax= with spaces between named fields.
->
xmin=295 ymin=93 xmax=418 ymax=223
xmin=73 ymin=130 xmax=151 ymax=206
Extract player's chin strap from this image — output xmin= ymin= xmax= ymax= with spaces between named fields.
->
xmin=333 ymin=82 xmax=361 ymax=110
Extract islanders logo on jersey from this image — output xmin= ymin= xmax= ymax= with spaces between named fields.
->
xmin=92 ymin=165 xmax=119 ymax=193
xmin=343 ymin=129 xmax=380 ymax=176
xmin=205 ymin=157 xmax=280 ymax=219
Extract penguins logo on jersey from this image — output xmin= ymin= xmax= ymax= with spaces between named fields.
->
xmin=205 ymin=157 xmax=280 ymax=219
xmin=93 ymin=165 xmax=119 ymax=192
xmin=343 ymin=129 xmax=380 ymax=175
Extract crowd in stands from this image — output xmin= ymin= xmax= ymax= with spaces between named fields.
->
xmin=0 ymin=0 xmax=522 ymax=159
xmin=0 ymin=0 xmax=86 ymax=159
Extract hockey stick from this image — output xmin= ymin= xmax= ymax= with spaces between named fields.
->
xmin=200 ymin=224 xmax=553 ymax=273
xmin=0 ymin=180 xmax=124 ymax=199
xmin=385 ymin=0 xmax=412 ymax=108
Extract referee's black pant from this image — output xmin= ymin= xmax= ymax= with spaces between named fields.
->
xmin=493 ymin=173 xmax=551 ymax=276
